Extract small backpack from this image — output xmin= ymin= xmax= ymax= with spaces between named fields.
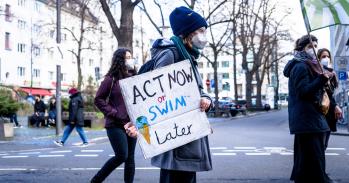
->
xmin=138 ymin=46 xmax=179 ymax=74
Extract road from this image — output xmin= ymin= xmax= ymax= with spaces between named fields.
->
xmin=1 ymin=109 xmax=349 ymax=183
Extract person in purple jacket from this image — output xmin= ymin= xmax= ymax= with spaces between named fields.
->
xmin=91 ymin=48 xmax=138 ymax=183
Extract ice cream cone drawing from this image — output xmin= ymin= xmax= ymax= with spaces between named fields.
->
xmin=136 ymin=116 xmax=151 ymax=144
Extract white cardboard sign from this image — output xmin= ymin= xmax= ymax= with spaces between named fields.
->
xmin=119 ymin=60 xmax=211 ymax=159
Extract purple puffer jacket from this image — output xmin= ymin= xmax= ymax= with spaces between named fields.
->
xmin=94 ymin=75 xmax=129 ymax=128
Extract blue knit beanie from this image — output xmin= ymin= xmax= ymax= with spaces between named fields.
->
xmin=169 ymin=6 xmax=208 ymax=37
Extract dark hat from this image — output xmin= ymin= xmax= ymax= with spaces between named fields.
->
xmin=169 ymin=6 xmax=208 ymax=37
xmin=68 ymin=88 xmax=78 ymax=95
xmin=294 ymin=34 xmax=318 ymax=51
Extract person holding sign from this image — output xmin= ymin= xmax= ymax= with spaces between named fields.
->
xmin=91 ymin=48 xmax=138 ymax=183
xmin=131 ymin=6 xmax=212 ymax=183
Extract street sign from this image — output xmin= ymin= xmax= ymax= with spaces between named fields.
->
xmin=335 ymin=56 xmax=349 ymax=70
xmin=338 ymin=71 xmax=348 ymax=80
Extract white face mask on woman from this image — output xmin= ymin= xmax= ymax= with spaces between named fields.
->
xmin=321 ymin=57 xmax=330 ymax=67
xmin=305 ymin=48 xmax=317 ymax=59
xmin=125 ymin=59 xmax=135 ymax=70
xmin=192 ymin=33 xmax=208 ymax=49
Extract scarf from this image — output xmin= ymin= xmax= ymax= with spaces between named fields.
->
xmin=170 ymin=36 xmax=200 ymax=65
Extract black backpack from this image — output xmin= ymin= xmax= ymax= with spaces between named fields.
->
xmin=138 ymin=46 xmax=179 ymax=74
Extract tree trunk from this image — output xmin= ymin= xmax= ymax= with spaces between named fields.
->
xmin=119 ymin=1 xmax=135 ymax=50
xmin=213 ymin=55 xmax=220 ymax=117
xmin=245 ymin=72 xmax=253 ymax=107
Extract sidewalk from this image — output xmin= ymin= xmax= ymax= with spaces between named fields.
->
xmin=332 ymin=124 xmax=349 ymax=136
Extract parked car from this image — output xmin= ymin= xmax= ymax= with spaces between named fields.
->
xmin=209 ymin=100 xmax=240 ymax=117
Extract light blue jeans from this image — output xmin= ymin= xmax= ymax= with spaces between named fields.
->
xmin=61 ymin=124 xmax=88 ymax=144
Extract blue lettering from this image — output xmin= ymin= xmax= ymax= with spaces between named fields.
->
xmin=156 ymin=101 xmax=169 ymax=115
xmin=149 ymin=106 xmax=157 ymax=121
xmin=175 ymin=96 xmax=186 ymax=110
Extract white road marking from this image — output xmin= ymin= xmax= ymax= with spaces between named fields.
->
xmin=109 ymin=154 xmax=115 ymax=157
xmin=38 ymin=155 xmax=65 ymax=158
xmin=0 ymin=154 xmax=8 ymax=156
xmin=245 ymin=153 xmax=271 ymax=156
xmin=280 ymin=152 xmax=293 ymax=155
xmin=213 ymin=153 xmax=237 ymax=156
xmin=74 ymin=154 xmax=99 ymax=157
xmin=325 ymin=153 xmax=340 ymax=156
xmin=19 ymin=152 xmax=41 ymax=155
xmin=210 ymin=147 xmax=227 ymax=150
xmin=2 ymin=156 xmax=28 ymax=158
xmin=81 ymin=150 xmax=104 ymax=153
xmin=50 ymin=150 xmax=72 ymax=153
xmin=263 ymin=147 xmax=286 ymax=150
xmin=223 ymin=149 xmax=256 ymax=152
xmin=234 ymin=147 xmax=257 ymax=150
xmin=0 ymin=168 xmax=27 ymax=171
xmin=327 ymin=148 xmax=346 ymax=151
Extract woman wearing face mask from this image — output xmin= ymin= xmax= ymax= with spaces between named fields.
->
xmin=134 ymin=6 xmax=213 ymax=183
xmin=91 ymin=48 xmax=138 ymax=183
xmin=317 ymin=48 xmax=342 ymax=150
xmin=283 ymin=35 xmax=335 ymax=183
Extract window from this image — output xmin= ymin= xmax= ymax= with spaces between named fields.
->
xmin=61 ymin=73 xmax=67 ymax=81
xmin=206 ymin=62 xmax=210 ymax=68
xmin=33 ymin=24 xmax=41 ymax=34
xmin=49 ymin=30 xmax=55 ymax=38
xmin=5 ymin=4 xmax=12 ymax=22
xmin=33 ymin=45 xmax=40 ymax=56
xmin=33 ymin=69 xmax=40 ymax=78
xmin=198 ymin=62 xmax=203 ymax=68
xmin=5 ymin=32 xmax=11 ymax=50
xmin=18 ymin=0 xmax=26 ymax=7
xmin=222 ymin=61 xmax=229 ymax=68
xmin=216 ymin=62 xmax=220 ymax=68
xmin=222 ymin=73 xmax=229 ymax=79
xmin=17 ymin=67 xmax=25 ymax=77
xmin=18 ymin=20 xmax=26 ymax=30
xmin=48 ymin=71 xmax=54 ymax=80
xmin=17 ymin=43 xmax=26 ymax=53
xmin=34 ymin=1 xmax=41 ymax=12
xmin=89 ymin=59 xmax=94 ymax=66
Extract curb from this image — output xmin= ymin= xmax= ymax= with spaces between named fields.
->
xmin=331 ymin=132 xmax=349 ymax=136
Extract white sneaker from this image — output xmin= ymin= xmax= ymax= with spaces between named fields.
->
xmin=54 ymin=140 xmax=64 ymax=147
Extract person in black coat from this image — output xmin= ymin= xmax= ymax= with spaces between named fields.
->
xmin=30 ymin=95 xmax=47 ymax=127
xmin=54 ymin=88 xmax=88 ymax=147
xmin=317 ymin=48 xmax=342 ymax=149
xmin=283 ymin=35 xmax=335 ymax=183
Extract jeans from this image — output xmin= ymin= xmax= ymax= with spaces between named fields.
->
xmin=91 ymin=127 xmax=137 ymax=183
xmin=61 ymin=124 xmax=88 ymax=144
xmin=48 ymin=110 xmax=56 ymax=121
xmin=9 ymin=113 xmax=19 ymax=126
xmin=32 ymin=112 xmax=45 ymax=127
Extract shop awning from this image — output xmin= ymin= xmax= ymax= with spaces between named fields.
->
xmin=20 ymin=87 xmax=52 ymax=96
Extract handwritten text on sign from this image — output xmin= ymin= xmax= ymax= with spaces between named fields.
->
xmin=119 ymin=61 xmax=211 ymax=159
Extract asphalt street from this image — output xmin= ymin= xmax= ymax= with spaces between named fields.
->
xmin=1 ymin=109 xmax=349 ymax=183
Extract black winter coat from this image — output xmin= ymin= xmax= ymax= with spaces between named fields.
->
xmin=34 ymin=100 xmax=46 ymax=113
xmin=324 ymin=66 xmax=338 ymax=132
xmin=68 ymin=92 xmax=84 ymax=126
xmin=283 ymin=51 xmax=330 ymax=134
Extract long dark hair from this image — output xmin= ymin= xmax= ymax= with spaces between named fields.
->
xmin=106 ymin=48 xmax=131 ymax=80
xmin=317 ymin=48 xmax=332 ymax=62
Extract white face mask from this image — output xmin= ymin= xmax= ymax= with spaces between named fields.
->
xmin=192 ymin=33 xmax=207 ymax=49
xmin=305 ymin=48 xmax=317 ymax=59
xmin=321 ymin=57 xmax=330 ymax=67
xmin=125 ymin=59 xmax=135 ymax=70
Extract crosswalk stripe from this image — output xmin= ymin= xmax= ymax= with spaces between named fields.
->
xmin=38 ymin=155 xmax=65 ymax=158
xmin=325 ymin=153 xmax=340 ymax=156
xmin=81 ymin=150 xmax=104 ymax=153
xmin=223 ymin=149 xmax=256 ymax=152
xmin=245 ymin=153 xmax=271 ymax=156
xmin=74 ymin=154 xmax=99 ymax=157
xmin=19 ymin=152 xmax=41 ymax=155
xmin=327 ymin=148 xmax=346 ymax=151
xmin=50 ymin=150 xmax=72 ymax=153
xmin=280 ymin=152 xmax=293 ymax=155
xmin=234 ymin=147 xmax=257 ymax=150
xmin=213 ymin=153 xmax=236 ymax=156
xmin=2 ymin=156 xmax=28 ymax=158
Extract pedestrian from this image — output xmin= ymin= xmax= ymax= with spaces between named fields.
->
xmin=317 ymin=48 xmax=342 ymax=150
xmin=30 ymin=95 xmax=46 ymax=127
xmin=91 ymin=48 xmax=138 ymax=183
xmin=54 ymin=88 xmax=88 ymax=147
xmin=283 ymin=34 xmax=334 ymax=183
xmin=130 ymin=6 xmax=213 ymax=183
xmin=48 ymin=96 xmax=57 ymax=126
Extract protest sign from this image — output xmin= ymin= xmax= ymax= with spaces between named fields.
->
xmin=119 ymin=60 xmax=211 ymax=159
